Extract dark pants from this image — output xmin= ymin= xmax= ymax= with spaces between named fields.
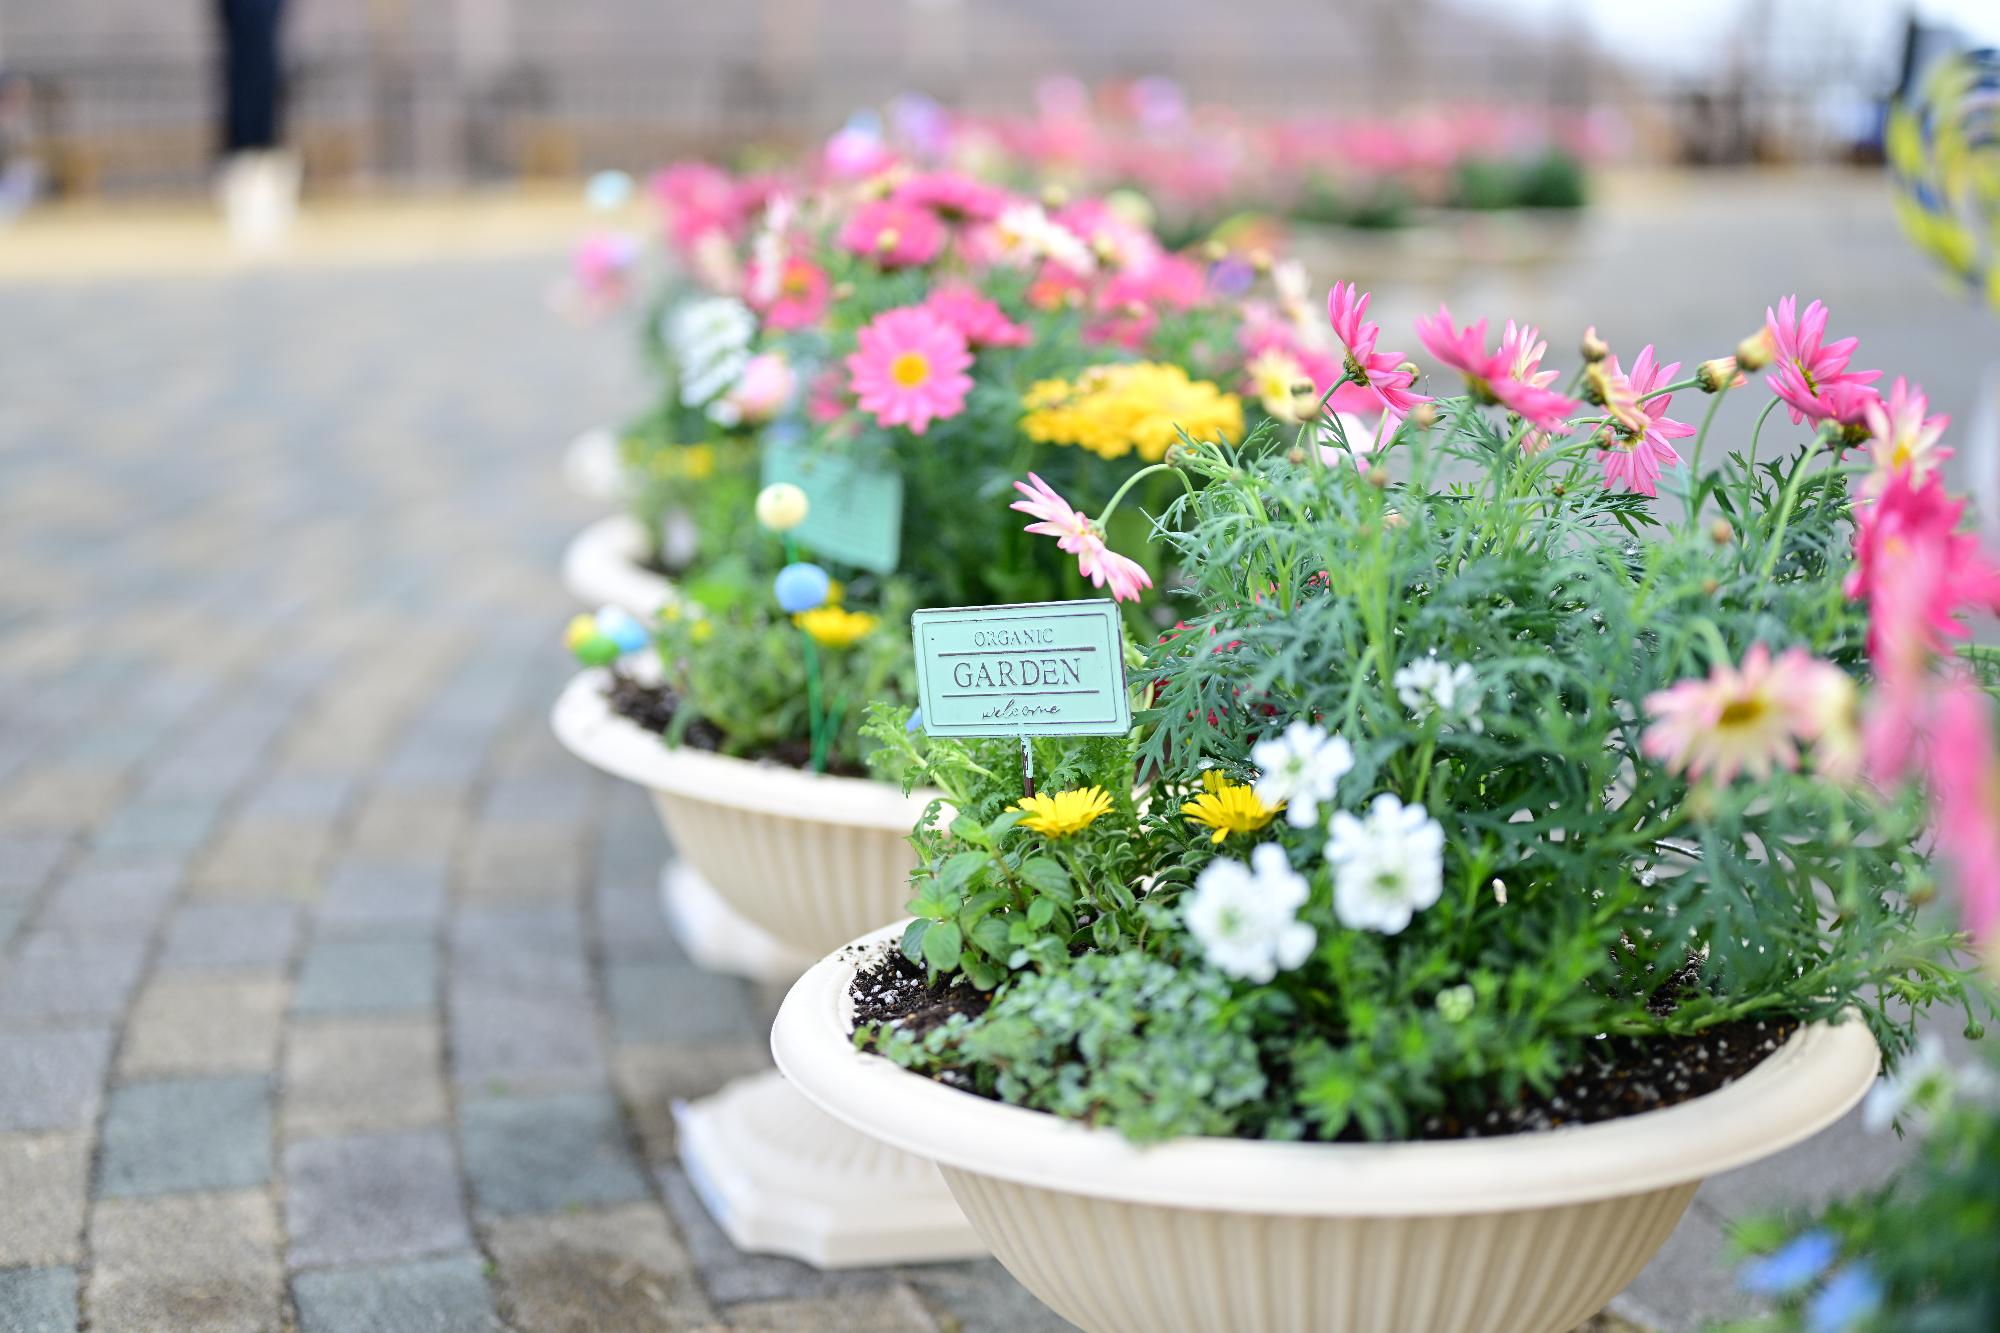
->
xmin=217 ymin=0 xmax=287 ymax=153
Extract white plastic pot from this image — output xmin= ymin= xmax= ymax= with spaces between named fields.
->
xmin=561 ymin=426 xmax=625 ymax=504
xmin=551 ymin=669 xmax=982 ymax=1267
xmin=560 ymin=514 xmax=674 ymax=618
xmin=774 ymin=923 xmax=1883 ymax=1333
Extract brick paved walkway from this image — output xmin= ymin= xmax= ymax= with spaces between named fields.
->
xmin=0 ymin=177 xmax=1987 ymax=1332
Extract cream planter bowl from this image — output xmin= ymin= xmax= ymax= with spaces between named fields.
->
xmin=551 ymin=670 xmax=981 ymax=1268
xmin=774 ymin=923 xmax=1884 ymax=1333
xmin=560 ymin=513 xmax=674 ymax=618
xmin=558 ymin=521 xmax=798 ymax=983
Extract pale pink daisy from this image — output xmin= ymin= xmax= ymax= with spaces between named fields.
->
xmin=1595 ymin=346 xmax=1696 ymax=497
xmin=1010 ymin=473 xmax=1153 ymax=603
xmin=1764 ymin=295 xmax=1881 ymax=426
xmin=1414 ymin=304 xmax=1578 ymax=432
xmin=1642 ymin=644 xmax=1837 ymax=785
xmin=1861 ymin=377 xmax=1951 ymax=490
xmin=1325 ymin=282 xmax=1430 ymax=419
xmin=845 ymin=307 xmax=973 ymax=435
xmin=838 ymin=198 xmax=946 ymax=269
xmin=922 ymin=284 xmax=1032 ymax=348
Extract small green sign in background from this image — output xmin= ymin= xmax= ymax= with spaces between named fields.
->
xmin=761 ymin=442 xmax=903 ymax=574
xmin=911 ymin=600 xmax=1131 ymax=738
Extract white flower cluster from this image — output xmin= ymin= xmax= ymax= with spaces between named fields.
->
xmin=990 ymin=203 xmax=1097 ymax=275
xmin=1250 ymin=721 xmax=1353 ymax=828
xmin=1324 ymin=794 xmax=1446 ymax=936
xmin=665 ymin=296 xmax=756 ymax=417
xmin=1184 ymin=843 xmax=1315 ymax=984
xmin=1184 ymin=720 xmax=1456 ymax=983
xmin=1393 ymin=654 xmax=1484 ymax=733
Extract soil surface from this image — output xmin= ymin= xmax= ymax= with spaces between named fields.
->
xmin=847 ymin=944 xmax=1801 ymax=1142
xmin=604 ymin=673 xmax=868 ymax=778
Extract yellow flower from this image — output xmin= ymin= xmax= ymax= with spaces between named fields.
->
xmin=793 ymin=606 xmax=878 ymax=649
xmin=1180 ymin=769 xmax=1282 ymax=844
xmin=1020 ymin=363 xmax=1243 ymax=463
xmin=1011 ymin=786 xmax=1114 ymax=838
xmin=680 ymin=443 xmax=718 ymax=480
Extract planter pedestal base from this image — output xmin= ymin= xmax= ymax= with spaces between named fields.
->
xmin=675 ymin=1070 xmax=984 ymax=1268
xmin=658 ymin=861 xmax=813 ymax=985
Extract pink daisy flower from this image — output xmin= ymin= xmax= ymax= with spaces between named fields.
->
xmin=1861 ymin=377 xmax=1951 ymax=490
xmin=1010 ymin=473 xmax=1153 ymax=603
xmin=893 ymin=172 xmax=1011 ymax=223
xmin=747 ymin=256 xmax=829 ymax=332
xmin=1642 ymin=644 xmax=1840 ymax=785
xmin=1594 ymin=346 xmax=1695 ymax=497
xmin=838 ymin=199 xmax=946 ymax=269
xmin=845 ymin=307 xmax=974 ymax=435
xmin=1325 ymin=282 xmax=1430 ymax=420
xmin=1764 ymin=296 xmax=1881 ymax=426
xmin=1414 ymin=304 xmax=1578 ymax=433
xmin=1928 ymin=672 xmax=2000 ymax=944
xmin=1849 ymin=469 xmax=2000 ymax=668
xmin=923 ymin=284 xmax=1031 ymax=348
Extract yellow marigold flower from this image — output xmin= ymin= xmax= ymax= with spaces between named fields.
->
xmin=793 ymin=606 xmax=878 ymax=649
xmin=680 ymin=443 xmax=718 ymax=480
xmin=1011 ymin=785 xmax=1114 ymax=838
xmin=1019 ymin=363 xmax=1243 ymax=463
xmin=1181 ymin=769 xmax=1282 ymax=844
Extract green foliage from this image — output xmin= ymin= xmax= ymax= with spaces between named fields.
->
xmin=863 ymin=950 xmax=1293 ymax=1141
xmin=1450 ymin=151 xmax=1588 ymax=211
xmin=651 ymin=567 xmax=914 ymax=770
xmin=865 ymin=396 xmax=1988 ymax=1144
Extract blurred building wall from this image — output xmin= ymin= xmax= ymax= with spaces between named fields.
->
xmin=1 ymin=0 xmax=1608 ymax=195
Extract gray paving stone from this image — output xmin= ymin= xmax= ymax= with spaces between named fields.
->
xmin=486 ymin=1203 xmax=715 ymax=1332
xmin=459 ymin=1090 xmax=649 ymax=1217
xmin=479 ymin=775 xmax=594 ymax=825
xmin=284 ymin=1129 xmax=471 ymax=1269
xmin=291 ymin=1253 xmax=499 ymax=1333
xmin=0 ymin=834 xmax=69 ymax=894
xmin=236 ymin=772 xmax=358 ymax=821
xmin=904 ymin=1261 xmax=1082 ymax=1333
xmin=612 ymin=1043 xmax=772 ymax=1166
xmin=0 ymin=899 xmax=23 ymax=951
xmin=283 ymin=1018 xmax=448 ymax=1139
xmin=0 ymin=930 xmax=149 ymax=1021
xmin=97 ymin=1076 xmax=273 ymax=1198
xmin=0 ymin=1029 xmax=116 ymax=1131
xmin=118 ymin=974 xmax=289 ymax=1077
xmin=605 ymin=962 xmax=763 ymax=1045
xmin=593 ymin=868 xmax=685 ymax=964
xmin=657 ymin=1167 xmax=888 ymax=1308
xmin=449 ymin=983 xmax=604 ymax=1088
xmin=34 ymin=859 xmax=182 ymax=933
xmin=725 ymin=1287 xmax=941 ymax=1332
xmin=318 ymin=859 xmax=449 ymax=930
xmin=449 ymin=907 xmax=590 ymax=994
xmin=88 ymin=798 xmax=224 ymax=856
xmin=0 ymin=1132 xmax=89 ymax=1267
xmin=293 ymin=933 xmax=437 ymax=1015
xmin=457 ymin=824 xmax=587 ymax=902
xmin=156 ymin=902 xmax=302 ymax=971
xmin=87 ymin=1190 xmax=284 ymax=1333
xmin=0 ymin=1268 xmax=78 ymax=1333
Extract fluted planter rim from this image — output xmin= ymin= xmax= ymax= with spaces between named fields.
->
xmin=773 ymin=922 xmax=1881 ymax=1218
xmin=560 ymin=513 xmax=675 ymax=616
xmin=551 ymin=667 xmax=932 ymax=829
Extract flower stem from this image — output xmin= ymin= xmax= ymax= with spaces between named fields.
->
xmin=1095 ymin=461 xmax=1192 ymax=528
xmin=1682 ymin=383 xmax=1731 ymax=529
xmin=1757 ymin=434 xmax=1828 ymax=583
